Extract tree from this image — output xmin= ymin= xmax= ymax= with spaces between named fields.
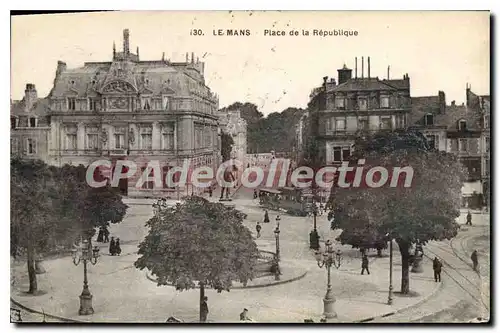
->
xmin=329 ymin=130 xmax=465 ymax=294
xmin=135 ymin=196 xmax=259 ymax=321
xmin=11 ymin=158 xmax=59 ymax=293
xmin=11 ymin=159 xmax=128 ymax=293
xmin=51 ymin=164 xmax=128 ymax=242
xmin=220 ymin=131 xmax=234 ymax=162
xmin=334 ymin=210 xmax=388 ymax=256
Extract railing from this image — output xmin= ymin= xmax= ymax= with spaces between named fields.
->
xmin=254 ymin=250 xmax=277 ymax=278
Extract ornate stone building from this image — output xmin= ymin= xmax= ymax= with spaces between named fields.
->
xmin=14 ymin=29 xmax=221 ymax=198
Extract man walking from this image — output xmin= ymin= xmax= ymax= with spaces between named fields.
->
xmin=361 ymin=254 xmax=370 ymax=275
xmin=466 ymin=210 xmax=472 ymax=226
xmin=256 ymin=221 xmax=262 ymax=238
xmin=471 ymin=250 xmax=479 ymax=272
xmin=200 ymin=296 xmax=209 ymax=323
xmin=433 ymin=257 xmax=442 ymax=282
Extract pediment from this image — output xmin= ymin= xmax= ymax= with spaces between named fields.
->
xmin=161 ymin=86 xmax=176 ymax=95
xmin=101 ymin=80 xmax=137 ymax=94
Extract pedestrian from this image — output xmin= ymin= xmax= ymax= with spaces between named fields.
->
xmin=466 ymin=211 xmax=472 ymax=226
xmin=208 ymin=186 xmax=213 ymax=198
xmin=253 ymin=189 xmax=258 ymax=199
xmin=200 ymin=296 xmax=209 ymax=323
xmin=109 ymin=237 xmax=116 ymax=256
xmin=433 ymin=257 xmax=442 ymax=282
xmin=115 ymin=238 xmax=122 ymax=255
xmin=256 ymin=222 xmax=262 ymax=238
xmin=361 ymin=254 xmax=370 ymax=275
xmin=264 ymin=210 xmax=270 ymax=223
xmin=239 ymin=308 xmax=252 ymax=321
xmin=97 ymin=227 xmax=104 ymax=243
xmin=471 ymin=250 xmax=479 ymax=272
xmin=103 ymin=227 xmax=110 ymax=243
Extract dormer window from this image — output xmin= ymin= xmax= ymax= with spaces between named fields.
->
xmin=11 ymin=117 xmax=18 ymax=129
xmin=141 ymin=97 xmax=152 ymax=110
xmin=458 ymin=120 xmax=467 ymax=131
xmin=67 ymin=98 xmax=76 ymax=111
xmin=29 ymin=117 xmax=37 ymax=128
xmin=425 ymin=114 xmax=434 ymax=126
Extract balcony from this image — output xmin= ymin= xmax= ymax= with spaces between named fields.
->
xmin=109 ymin=149 xmax=128 ymax=156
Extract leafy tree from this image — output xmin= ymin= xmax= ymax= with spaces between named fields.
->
xmin=221 ymin=102 xmax=305 ymax=153
xmin=11 ymin=158 xmax=59 ymax=293
xmin=329 ymin=131 xmax=464 ymax=294
xmin=135 ymin=196 xmax=259 ymax=321
xmin=333 ymin=210 xmax=388 ymax=256
xmin=220 ymin=131 xmax=234 ymax=162
xmin=11 ymin=159 xmax=128 ymax=293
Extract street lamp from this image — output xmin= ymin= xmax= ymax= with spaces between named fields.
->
xmin=315 ymin=239 xmax=342 ymax=319
xmin=309 ymin=203 xmax=320 ymax=250
xmin=388 ymin=236 xmax=394 ymax=305
xmin=72 ymin=239 xmax=100 ymax=315
xmin=274 ymin=223 xmax=281 ymax=281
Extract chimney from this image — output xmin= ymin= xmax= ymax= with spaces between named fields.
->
xmin=136 ymin=46 xmax=140 ymax=59
xmin=337 ymin=64 xmax=352 ymax=85
xmin=56 ymin=61 xmax=67 ymax=77
xmin=355 ymin=57 xmax=358 ymax=79
xmin=24 ymin=83 xmax=37 ymax=112
xmin=368 ymin=57 xmax=371 ymax=78
xmin=322 ymin=76 xmax=328 ymax=89
xmin=451 ymin=100 xmax=456 ymax=106
xmin=186 ymin=52 xmax=189 ymax=63
xmin=113 ymin=41 xmax=116 ymax=57
xmin=191 ymin=52 xmax=195 ymax=64
xmin=361 ymin=57 xmax=364 ymax=78
xmin=123 ymin=29 xmax=130 ymax=55
xmin=162 ymin=52 xmax=165 ymax=61
xmin=438 ymin=91 xmax=446 ymax=114
xmin=387 ymin=65 xmax=390 ymax=80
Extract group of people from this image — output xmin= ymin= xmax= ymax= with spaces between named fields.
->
xmin=109 ymin=236 xmax=122 ymax=256
xmin=200 ymin=296 xmax=253 ymax=323
xmin=96 ymin=226 xmax=110 ymax=243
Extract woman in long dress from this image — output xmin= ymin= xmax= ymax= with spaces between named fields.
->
xmin=109 ymin=237 xmax=116 ymax=255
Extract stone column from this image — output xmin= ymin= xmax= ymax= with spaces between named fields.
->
xmin=77 ymin=122 xmax=85 ymax=150
xmin=152 ymin=121 xmax=160 ymax=150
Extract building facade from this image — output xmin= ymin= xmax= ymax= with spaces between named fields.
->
xmin=217 ymin=109 xmax=247 ymax=165
xmin=11 ymin=84 xmax=51 ymax=160
xmin=12 ymin=29 xmax=221 ymax=198
xmin=304 ymin=57 xmax=411 ymax=166
xmin=409 ymin=86 xmax=489 ymax=208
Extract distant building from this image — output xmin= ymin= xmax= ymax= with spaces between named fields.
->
xmin=410 ymin=86 xmax=490 ymax=208
xmin=10 ymin=84 xmax=51 ymax=161
xmin=303 ymin=57 xmax=411 ymax=166
xmin=12 ymin=29 xmax=221 ymax=199
xmin=217 ymin=109 xmax=247 ymax=165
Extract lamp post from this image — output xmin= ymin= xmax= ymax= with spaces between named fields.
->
xmin=275 ymin=216 xmax=281 ymax=261
xmin=309 ymin=203 xmax=320 ymax=250
xmin=388 ymin=237 xmax=394 ymax=305
xmin=315 ymin=239 xmax=342 ymax=319
xmin=274 ymin=222 xmax=281 ymax=281
xmin=72 ymin=239 xmax=100 ymax=315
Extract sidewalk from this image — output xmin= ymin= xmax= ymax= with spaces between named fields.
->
xmin=11 ymin=241 xmax=440 ymax=323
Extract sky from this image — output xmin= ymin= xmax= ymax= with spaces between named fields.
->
xmin=11 ymin=11 xmax=490 ymax=115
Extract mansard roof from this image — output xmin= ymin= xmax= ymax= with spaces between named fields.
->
xmin=328 ymin=78 xmax=405 ymax=93
xmin=10 ymin=98 xmax=50 ymax=116
xmin=49 ymin=60 xmax=205 ymax=99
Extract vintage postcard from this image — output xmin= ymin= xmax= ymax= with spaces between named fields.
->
xmin=10 ymin=11 xmax=490 ymax=323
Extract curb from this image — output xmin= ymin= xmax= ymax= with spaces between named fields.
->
xmin=10 ymin=297 xmax=83 ymax=323
xmin=353 ymin=272 xmax=443 ymax=323
xmin=145 ymin=269 xmax=308 ymax=290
